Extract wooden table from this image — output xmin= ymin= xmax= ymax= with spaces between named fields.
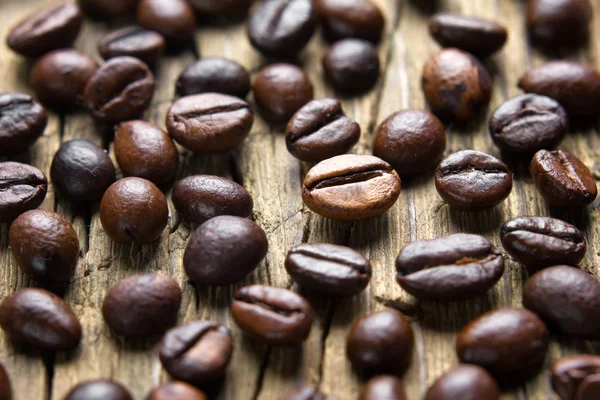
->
xmin=1 ymin=0 xmax=599 ymax=399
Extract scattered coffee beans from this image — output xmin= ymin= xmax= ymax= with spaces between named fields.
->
xmin=78 ymin=0 xmax=139 ymax=20
xmin=359 ymin=375 xmax=407 ymax=400
xmin=98 ymin=27 xmax=166 ymax=66
xmin=147 ymin=382 xmax=207 ymax=400
xmin=65 ymin=380 xmax=133 ymax=400
xmin=322 ymin=39 xmax=380 ymax=94
xmin=175 ymin=58 xmax=250 ymax=98
xmin=314 ymin=0 xmax=384 ymax=43
xmin=551 ymin=355 xmax=600 ymax=400
xmin=0 ymin=93 xmax=47 ymax=155
xmin=527 ymin=0 xmax=592 ymax=47
xmin=0 ymin=363 xmax=10 ymax=400
xmin=0 ymin=162 xmax=47 ymax=222
xmin=136 ymin=0 xmax=197 ymax=40
xmin=424 ymin=365 xmax=500 ymax=400
xmin=283 ymin=385 xmax=334 ymax=400
xmin=188 ymin=0 xmax=253 ymax=17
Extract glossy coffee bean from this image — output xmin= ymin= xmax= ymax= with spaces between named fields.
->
xmin=175 ymin=58 xmax=250 ymax=98
xmin=518 ymin=61 xmax=600 ymax=116
xmin=302 ymin=154 xmax=401 ymax=221
xmin=172 ymin=175 xmax=253 ymax=224
xmin=435 ymin=150 xmax=513 ymax=211
xmin=314 ymin=0 xmax=384 ymax=43
xmin=0 ymin=162 xmax=47 ymax=223
xmin=65 ymin=380 xmax=133 ymax=400
xmin=0 ymin=93 xmax=47 ymax=155
xmin=253 ymin=64 xmax=314 ymax=122
xmin=283 ymin=385 xmax=334 ymax=400
xmin=159 ymin=321 xmax=233 ymax=385
xmin=346 ymin=310 xmax=413 ymax=375
xmin=488 ymin=94 xmax=568 ymax=153
xmin=0 ymin=288 xmax=81 ymax=351
xmin=78 ymin=0 xmax=139 ymax=20
xmin=6 ymin=4 xmax=83 ymax=58
xmin=166 ymin=93 xmax=253 ymax=153
xmin=285 ymin=243 xmax=372 ymax=296
xmin=285 ymin=98 xmax=360 ymax=162
xmin=100 ymin=178 xmax=168 ymax=245
xmin=137 ymin=0 xmax=197 ymax=40
xmin=98 ymin=26 xmax=165 ymax=66
xmin=359 ymin=375 xmax=406 ymax=400
xmin=428 ymin=13 xmax=507 ymax=57
xmin=527 ymin=0 xmax=592 ymax=47
xmin=551 ymin=355 xmax=600 ymax=400
xmin=51 ymin=139 xmax=116 ymax=202
xmin=147 ymin=382 xmax=207 ymax=400
xmin=188 ymin=0 xmax=253 ymax=17
xmin=0 ymin=363 xmax=10 ymax=400
xmin=102 ymin=273 xmax=181 ymax=337
xmin=184 ymin=216 xmax=267 ymax=285
xmin=114 ymin=121 xmax=179 ymax=185
xmin=456 ymin=307 xmax=549 ymax=373
xmin=9 ymin=210 xmax=79 ymax=284
xmin=500 ymin=216 xmax=586 ymax=270
xmin=231 ymin=285 xmax=314 ymax=346
xmin=322 ymin=39 xmax=380 ymax=94
xmin=424 ymin=364 xmax=500 ymax=400
xmin=30 ymin=50 xmax=98 ymax=109
xmin=422 ymin=48 xmax=492 ymax=121
xmin=373 ymin=110 xmax=446 ymax=176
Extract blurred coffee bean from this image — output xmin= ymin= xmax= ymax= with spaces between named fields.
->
xmin=551 ymin=355 xmax=600 ymax=400
xmin=175 ymin=58 xmax=250 ymax=98
xmin=137 ymin=0 xmax=197 ymax=40
xmin=98 ymin=27 xmax=165 ymax=66
xmin=424 ymin=365 xmax=500 ymax=400
xmin=146 ymin=382 xmax=207 ymax=400
xmin=359 ymin=375 xmax=407 ymax=400
xmin=322 ymin=39 xmax=380 ymax=94
xmin=78 ymin=0 xmax=139 ymax=20
xmin=527 ymin=0 xmax=592 ymax=47
xmin=65 ymin=380 xmax=133 ymax=400
xmin=0 ymin=162 xmax=47 ymax=223
xmin=0 ymin=93 xmax=47 ymax=155
xmin=314 ymin=0 xmax=384 ymax=43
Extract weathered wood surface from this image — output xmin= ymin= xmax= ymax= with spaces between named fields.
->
xmin=0 ymin=0 xmax=599 ymax=399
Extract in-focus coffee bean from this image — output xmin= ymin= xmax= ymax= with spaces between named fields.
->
xmin=175 ymin=58 xmax=250 ymax=98
xmin=98 ymin=26 xmax=165 ymax=66
xmin=0 ymin=162 xmax=47 ymax=222
xmin=65 ymin=380 xmax=133 ymax=400
xmin=147 ymin=382 xmax=207 ymax=400
xmin=136 ymin=0 xmax=197 ymax=40
xmin=322 ymin=39 xmax=380 ymax=94
xmin=527 ymin=0 xmax=592 ymax=47
xmin=188 ymin=0 xmax=253 ymax=17
xmin=0 ymin=93 xmax=47 ymax=155
xmin=424 ymin=365 xmax=500 ymax=400
xmin=314 ymin=0 xmax=384 ymax=43
xmin=282 ymin=385 xmax=334 ymax=400
xmin=0 ymin=363 xmax=10 ymax=400
xmin=359 ymin=375 xmax=407 ymax=400
xmin=551 ymin=355 xmax=600 ymax=400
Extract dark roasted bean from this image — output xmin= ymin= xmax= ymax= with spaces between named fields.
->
xmin=0 ymin=93 xmax=47 ymax=155
xmin=551 ymin=355 xmax=600 ymax=400
xmin=282 ymin=385 xmax=335 ymax=400
xmin=136 ymin=0 xmax=197 ymax=40
xmin=0 ymin=162 xmax=47 ymax=223
xmin=424 ymin=365 xmax=500 ymax=400
xmin=359 ymin=375 xmax=407 ymax=400
xmin=527 ymin=0 xmax=592 ymax=47
xmin=314 ymin=0 xmax=384 ymax=43
xmin=65 ymin=380 xmax=133 ymax=400
xmin=78 ymin=0 xmax=139 ymax=20
xmin=188 ymin=0 xmax=253 ymax=17
xmin=146 ymin=382 xmax=207 ymax=400
xmin=322 ymin=39 xmax=380 ymax=94
xmin=0 ymin=363 xmax=10 ymax=400
xmin=175 ymin=58 xmax=250 ymax=98
xmin=98 ymin=26 xmax=165 ymax=66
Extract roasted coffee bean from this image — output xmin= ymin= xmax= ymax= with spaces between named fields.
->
xmin=314 ymin=0 xmax=384 ymax=43
xmin=137 ymin=0 xmax=197 ymax=40
xmin=346 ymin=310 xmax=413 ymax=375
xmin=456 ymin=307 xmax=549 ymax=373
xmin=100 ymin=177 xmax=168 ymax=245
xmin=396 ymin=234 xmax=504 ymax=301
xmin=527 ymin=0 xmax=592 ymax=47
xmin=0 ymin=162 xmax=47 ymax=223
xmin=253 ymin=64 xmax=314 ymax=122
xmin=285 ymin=98 xmax=360 ymax=162
xmin=302 ymin=154 xmax=401 ymax=221
xmin=488 ymin=94 xmax=568 ymax=153
xmin=102 ymin=273 xmax=181 ymax=337
xmin=172 ymin=175 xmax=253 ymax=224
xmin=51 ymin=139 xmax=116 ymax=202
xmin=0 ymin=93 xmax=47 ymax=155
xmin=530 ymin=149 xmax=597 ymax=207
xmin=65 ymin=380 xmax=133 ymax=400
xmin=0 ymin=363 xmax=10 ymax=400
xmin=98 ymin=27 xmax=166 ymax=66
xmin=6 ymin=4 xmax=83 ymax=58
xmin=114 ymin=121 xmax=179 ymax=185
xmin=285 ymin=243 xmax=371 ymax=296
xmin=435 ymin=150 xmax=513 ymax=211
xmin=322 ymin=39 xmax=380 ymax=94
xmin=373 ymin=110 xmax=446 ymax=176
xmin=551 ymin=355 xmax=600 ymax=400
xmin=188 ymin=0 xmax=253 ymax=17
xmin=424 ymin=365 xmax=500 ymax=400
xmin=9 ymin=210 xmax=79 ymax=284
xmin=0 ymin=288 xmax=81 ymax=351
xmin=359 ymin=375 xmax=407 ymax=400
xmin=166 ymin=93 xmax=253 ymax=153
xmin=231 ymin=285 xmax=314 ymax=346
xmin=78 ymin=0 xmax=139 ymax=20
xmin=500 ymin=216 xmax=586 ymax=270
xmin=422 ymin=48 xmax=492 ymax=121
xmin=184 ymin=216 xmax=267 ymax=285
xmin=282 ymin=385 xmax=334 ymax=400
xmin=428 ymin=13 xmax=507 ymax=57
xmin=30 ymin=50 xmax=98 ymax=109
xmin=248 ymin=0 xmax=317 ymax=58
xmin=175 ymin=58 xmax=250 ymax=98
xmin=147 ymin=382 xmax=207 ymax=400
xmin=159 ymin=321 xmax=233 ymax=385
xmin=518 ymin=61 xmax=600 ymax=116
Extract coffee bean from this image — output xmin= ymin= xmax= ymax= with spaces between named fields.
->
xmin=551 ymin=355 xmax=600 ymax=400
xmin=322 ymin=39 xmax=380 ymax=94
xmin=285 ymin=243 xmax=371 ymax=296
xmin=373 ymin=110 xmax=446 ymax=176
xmin=184 ymin=216 xmax=267 ymax=285
xmin=424 ymin=365 xmax=500 ymax=400
xmin=51 ymin=139 xmax=116 ymax=202
xmin=147 ymin=382 xmax=207 ymax=400
xmin=302 ymin=154 xmax=401 ymax=221
xmin=283 ymin=385 xmax=335 ymax=400
xmin=359 ymin=375 xmax=406 ymax=400
xmin=527 ymin=0 xmax=592 ymax=47
xmin=0 ymin=162 xmax=47 ymax=222
xmin=159 ymin=321 xmax=233 ymax=385
xmin=136 ymin=0 xmax=197 ymax=40
xmin=231 ymin=285 xmax=313 ymax=346
xmin=0 ymin=93 xmax=47 ymax=155
xmin=314 ymin=0 xmax=384 ymax=43
xmin=188 ymin=0 xmax=253 ymax=17
xmin=422 ymin=48 xmax=492 ymax=121
xmin=396 ymin=234 xmax=504 ymax=301
xmin=175 ymin=58 xmax=250 ymax=98
xmin=531 ymin=149 xmax=597 ymax=207
xmin=428 ymin=13 xmax=507 ymax=57
xmin=172 ymin=175 xmax=253 ymax=224
xmin=500 ymin=216 xmax=586 ymax=270
xmin=9 ymin=210 xmax=79 ymax=284
xmin=456 ymin=307 xmax=549 ymax=373
xmin=100 ymin=177 xmax=168 ymax=245
xmin=435 ymin=150 xmax=513 ymax=211
xmin=114 ymin=121 xmax=179 ymax=186
xmin=253 ymin=64 xmax=314 ymax=122
xmin=98 ymin=26 xmax=166 ymax=66
xmin=518 ymin=61 xmax=600 ymax=116
xmin=285 ymin=98 xmax=360 ymax=162
xmin=0 ymin=288 xmax=81 ymax=351
xmin=65 ymin=380 xmax=133 ymax=400
xmin=84 ymin=56 xmax=155 ymax=123
xmin=166 ymin=93 xmax=253 ymax=152
xmin=6 ymin=4 xmax=83 ymax=58
xmin=102 ymin=273 xmax=181 ymax=337
xmin=488 ymin=94 xmax=568 ymax=153
xmin=0 ymin=363 xmax=10 ymax=400
xmin=78 ymin=0 xmax=139 ymax=20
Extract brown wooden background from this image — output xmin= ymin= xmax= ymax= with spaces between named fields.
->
xmin=1 ymin=0 xmax=599 ymax=399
